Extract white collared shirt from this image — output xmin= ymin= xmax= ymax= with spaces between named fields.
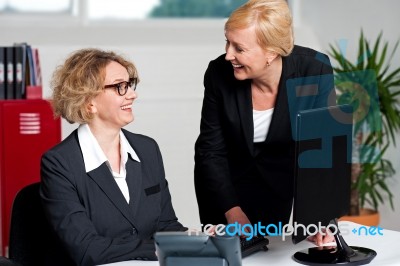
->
xmin=77 ymin=124 xmax=140 ymax=203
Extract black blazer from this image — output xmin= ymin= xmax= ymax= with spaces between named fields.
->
xmin=40 ymin=129 xmax=185 ymax=266
xmin=194 ymin=45 xmax=335 ymax=226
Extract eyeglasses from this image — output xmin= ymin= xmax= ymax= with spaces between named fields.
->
xmin=104 ymin=78 xmax=138 ymax=96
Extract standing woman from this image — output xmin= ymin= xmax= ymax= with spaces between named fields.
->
xmin=41 ymin=48 xmax=185 ymax=266
xmin=194 ymin=0 xmax=335 ymax=241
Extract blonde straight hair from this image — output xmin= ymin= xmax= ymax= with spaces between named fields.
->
xmin=225 ymin=0 xmax=294 ymax=56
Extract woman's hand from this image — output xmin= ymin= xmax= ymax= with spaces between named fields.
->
xmin=307 ymin=228 xmax=335 ymax=246
xmin=225 ymin=206 xmax=251 ymax=237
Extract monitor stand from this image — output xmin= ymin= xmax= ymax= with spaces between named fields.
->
xmin=292 ymin=219 xmax=377 ymax=265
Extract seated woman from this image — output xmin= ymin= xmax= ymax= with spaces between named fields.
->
xmin=40 ymin=48 xmax=186 ymax=266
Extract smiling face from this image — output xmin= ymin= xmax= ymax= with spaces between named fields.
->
xmin=225 ymin=25 xmax=275 ymax=81
xmin=88 ymin=61 xmax=137 ymax=130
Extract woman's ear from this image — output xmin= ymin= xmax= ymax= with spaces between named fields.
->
xmin=266 ymin=51 xmax=279 ymax=64
xmin=87 ymin=101 xmax=97 ymax=114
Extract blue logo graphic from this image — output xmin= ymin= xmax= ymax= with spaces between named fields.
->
xmin=286 ymin=53 xmax=381 ymax=168
xmin=351 ymin=225 xmax=383 ymax=236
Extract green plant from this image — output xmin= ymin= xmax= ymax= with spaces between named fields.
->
xmin=329 ymin=31 xmax=400 ymax=216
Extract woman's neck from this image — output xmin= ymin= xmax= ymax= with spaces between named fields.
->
xmin=251 ymin=56 xmax=283 ymax=111
xmin=252 ymin=56 xmax=283 ymax=94
xmin=88 ymin=123 xmax=121 ymax=172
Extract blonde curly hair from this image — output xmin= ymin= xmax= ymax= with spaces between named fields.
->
xmin=50 ymin=48 xmax=139 ymax=124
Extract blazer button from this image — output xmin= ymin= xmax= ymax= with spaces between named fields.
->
xmin=132 ymin=227 xmax=137 ymax=235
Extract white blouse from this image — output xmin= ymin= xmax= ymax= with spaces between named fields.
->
xmin=253 ymin=108 xmax=274 ymax=143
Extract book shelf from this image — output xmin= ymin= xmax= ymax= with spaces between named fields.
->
xmin=0 ymin=43 xmax=42 ymax=100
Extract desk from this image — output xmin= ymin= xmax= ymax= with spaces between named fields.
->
xmin=100 ymin=222 xmax=400 ymax=266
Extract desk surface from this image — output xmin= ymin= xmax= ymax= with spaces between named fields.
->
xmin=100 ymin=222 xmax=400 ymax=266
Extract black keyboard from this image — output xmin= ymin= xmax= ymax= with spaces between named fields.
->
xmin=240 ymin=236 xmax=269 ymax=258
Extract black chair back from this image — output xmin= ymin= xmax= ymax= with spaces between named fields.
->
xmin=8 ymin=182 xmax=74 ymax=266
xmin=0 ymin=257 xmax=20 ymax=266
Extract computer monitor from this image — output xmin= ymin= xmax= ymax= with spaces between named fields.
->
xmin=291 ymin=104 xmax=377 ymax=265
xmin=154 ymin=231 xmax=242 ymax=266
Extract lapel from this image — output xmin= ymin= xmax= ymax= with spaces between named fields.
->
xmin=125 ymin=157 xmax=143 ymax=216
xmin=87 ymin=163 xmax=137 ymax=227
xmin=263 ymin=56 xmax=295 ymax=145
xmin=236 ymin=79 xmax=254 ymax=155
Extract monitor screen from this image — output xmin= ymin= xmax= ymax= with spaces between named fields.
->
xmin=291 ymin=104 xmax=377 ymax=265
xmin=292 ymin=104 xmax=353 ymax=244
xmin=154 ymin=231 xmax=242 ymax=266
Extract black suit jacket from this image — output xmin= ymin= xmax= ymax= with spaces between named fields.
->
xmin=194 ymin=45 xmax=335 ymax=226
xmin=40 ymin=129 xmax=185 ymax=266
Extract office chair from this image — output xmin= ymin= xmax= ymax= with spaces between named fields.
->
xmin=0 ymin=256 xmax=20 ymax=266
xmin=7 ymin=182 xmax=74 ymax=266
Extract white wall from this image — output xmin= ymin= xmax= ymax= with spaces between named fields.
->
xmin=1 ymin=0 xmax=399 ymax=231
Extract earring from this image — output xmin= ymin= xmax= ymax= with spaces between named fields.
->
xmin=266 ymin=61 xmax=270 ymax=67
